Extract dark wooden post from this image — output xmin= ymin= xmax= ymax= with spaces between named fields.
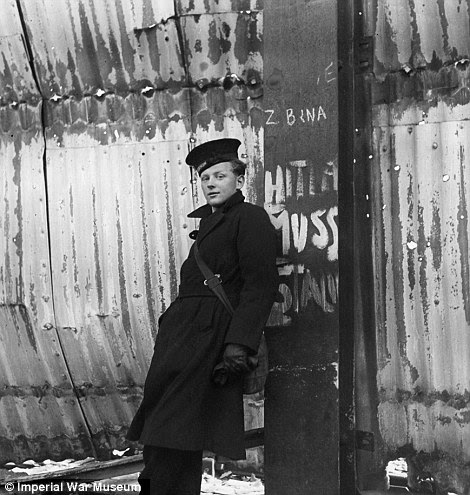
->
xmin=263 ymin=1 xmax=340 ymax=493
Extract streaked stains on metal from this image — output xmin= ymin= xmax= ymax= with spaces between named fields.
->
xmin=374 ymin=0 xmax=470 ymax=76
xmin=180 ymin=12 xmax=262 ymax=85
xmin=175 ymin=0 xmax=263 ymax=15
xmin=1 ymin=0 xmax=269 ymax=462
xmin=371 ymin=96 xmax=470 ymax=489
xmin=0 ymin=0 xmax=40 ymax=105
xmin=115 ymin=197 xmax=135 ymax=359
xmin=45 ymin=134 xmax=195 ymax=454
xmin=458 ymin=145 xmax=470 ymax=323
xmin=17 ymin=0 xmax=185 ymax=97
xmin=0 ymin=105 xmax=93 ymax=463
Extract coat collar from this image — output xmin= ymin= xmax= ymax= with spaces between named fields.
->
xmin=187 ymin=190 xmax=245 ymax=245
xmin=187 ymin=190 xmax=245 ymax=219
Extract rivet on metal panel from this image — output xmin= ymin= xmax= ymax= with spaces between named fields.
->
xmin=407 ymin=241 xmax=417 ymax=250
xmin=418 ymin=257 xmax=423 ymax=262
xmin=42 ymin=323 xmax=54 ymax=331
xmin=181 ymin=187 xmax=188 ymax=195
xmin=241 ymin=154 xmax=248 ymax=159
xmin=432 ymin=142 xmax=438 ymax=149
xmin=382 ymin=205 xmax=386 ymax=210
xmin=190 ymin=136 xmax=197 ymax=143
xmin=141 ymin=86 xmax=154 ymax=96
xmin=365 ymin=194 xmax=369 ymax=200
xmin=443 ymin=174 xmax=450 ymax=182
xmin=394 ymin=165 xmax=400 ymax=171
xmin=455 ymin=58 xmax=470 ymax=69
xmin=426 ymin=241 xmax=431 ymax=247
xmin=368 ymin=154 xmax=373 ymax=159
xmin=95 ymin=89 xmax=106 ymax=98
xmin=402 ymin=64 xmax=414 ymax=76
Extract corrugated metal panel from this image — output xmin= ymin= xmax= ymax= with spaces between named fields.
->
xmin=17 ymin=0 xmax=184 ymax=97
xmin=175 ymin=0 xmax=263 ymax=15
xmin=366 ymin=1 xmax=470 ymax=490
xmin=0 ymin=104 xmax=93 ymax=463
xmin=179 ymin=12 xmax=263 ymax=85
xmin=1 ymin=0 xmax=269 ymax=463
xmin=371 ymin=100 xmax=470 ymax=489
xmin=0 ymin=0 xmax=39 ymax=105
xmin=374 ymin=0 xmax=470 ymax=76
xmin=44 ymin=90 xmax=194 ymax=456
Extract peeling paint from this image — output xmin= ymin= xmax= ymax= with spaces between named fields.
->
xmin=457 ymin=145 xmax=470 ymax=324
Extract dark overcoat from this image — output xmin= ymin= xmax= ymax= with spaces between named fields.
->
xmin=127 ymin=191 xmax=279 ymax=459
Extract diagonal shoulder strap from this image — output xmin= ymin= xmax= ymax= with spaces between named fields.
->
xmin=193 ymin=243 xmax=235 ymax=316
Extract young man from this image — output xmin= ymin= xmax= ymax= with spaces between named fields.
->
xmin=127 ymin=138 xmax=279 ymax=494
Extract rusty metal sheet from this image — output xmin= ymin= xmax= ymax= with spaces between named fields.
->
xmin=0 ymin=0 xmax=39 ymax=105
xmin=17 ymin=0 xmax=184 ymax=98
xmin=175 ymin=0 xmax=263 ymax=15
xmin=179 ymin=11 xmax=263 ymax=86
xmin=375 ymin=0 xmax=470 ymax=76
xmin=371 ymin=99 xmax=470 ymax=490
xmin=0 ymin=104 xmax=93 ymax=464
xmin=44 ymin=91 xmax=195 ymax=454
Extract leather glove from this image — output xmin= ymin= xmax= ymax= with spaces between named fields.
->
xmin=223 ymin=343 xmax=251 ymax=375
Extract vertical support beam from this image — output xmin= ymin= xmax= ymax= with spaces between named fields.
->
xmin=264 ymin=1 xmax=339 ymax=493
xmin=338 ymin=0 xmax=357 ymax=492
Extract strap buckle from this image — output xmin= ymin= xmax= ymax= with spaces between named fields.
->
xmin=204 ymin=274 xmax=222 ymax=289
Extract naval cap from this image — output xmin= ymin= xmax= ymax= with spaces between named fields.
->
xmin=186 ymin=138 xmax=241 ymax=174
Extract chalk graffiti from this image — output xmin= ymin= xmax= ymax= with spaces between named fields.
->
xmin=267 ymin=264 xmax=338 ymax=325
xmin=265 ymin=106 xmax=328 ymax=126
xmin=265 ymin=160 xmax=338 ymax=204
xmin=264 ymin=158 xmax=338 ymax=257
xmin=268 ymin=207 xmax=338 ymax=259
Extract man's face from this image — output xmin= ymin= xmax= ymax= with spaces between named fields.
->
xmin=200 ymin=161 xmax=245 ymax=210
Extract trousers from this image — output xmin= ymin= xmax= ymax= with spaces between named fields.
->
xmin=138 ymin=445 xmax=203 ymax=495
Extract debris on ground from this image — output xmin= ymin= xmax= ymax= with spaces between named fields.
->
xmin=93 ymin=470 xmax=264 ymax=495
xmin=201 ymin=472 xmax=264 ymax=494
xmin=3 ymin=458 xmax=95 ymax=476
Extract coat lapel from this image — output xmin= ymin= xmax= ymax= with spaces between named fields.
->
xmin=187 ymin=190 xmax=245 ymax=245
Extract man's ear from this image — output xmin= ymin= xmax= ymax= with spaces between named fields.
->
xmin=236 ymin=174 xmax=245 ymax=190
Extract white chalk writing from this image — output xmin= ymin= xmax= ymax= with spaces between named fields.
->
xmin=267 ymin=264 xmax=338 ymax=325
xmin=266 ymin=105 xmax=328 ymax=126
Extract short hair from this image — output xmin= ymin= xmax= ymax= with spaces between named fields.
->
xmin=230 ymin=159 xmax=247 ymax=176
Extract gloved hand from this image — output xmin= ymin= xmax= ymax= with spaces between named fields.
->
xmin=223 ymin=343 xmax=251 ymax=375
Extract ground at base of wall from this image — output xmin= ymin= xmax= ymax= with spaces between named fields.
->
xmin=90 ymin=471 xmax=264 ymax=495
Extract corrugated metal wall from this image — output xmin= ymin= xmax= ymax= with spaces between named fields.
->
xmin=357 ymin=0 xmax=470 ymax=492
xmin=0 ymin=0 xmax=265 ymax=463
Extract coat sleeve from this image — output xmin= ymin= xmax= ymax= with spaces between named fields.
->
xmin=224 ymin=206 xmax=279 ymax=352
